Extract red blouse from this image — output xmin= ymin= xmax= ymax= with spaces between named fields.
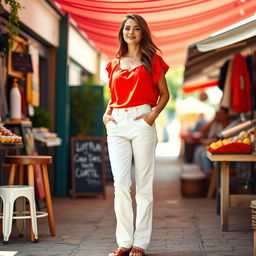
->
xmin=106 ymin=55 xmax=169 ymax=108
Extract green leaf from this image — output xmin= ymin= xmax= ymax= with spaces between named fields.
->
xmin=1 ymin=0 xmax=22 ymax=50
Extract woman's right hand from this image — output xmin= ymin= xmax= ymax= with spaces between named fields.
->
xmin=103 ymin=114 xmax=117 ymax=125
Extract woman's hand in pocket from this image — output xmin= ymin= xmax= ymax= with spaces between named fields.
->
xmin=134 ymin=111 xmax=158 ymax=126
xmin=103 ymin=114 xmax=117 ymax=125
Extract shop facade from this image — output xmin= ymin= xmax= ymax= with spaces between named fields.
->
xmin=0 ymin=0 xmax=108 ymax=196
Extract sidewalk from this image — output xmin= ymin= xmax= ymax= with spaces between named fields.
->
xmin=0 ymin=146 xmax=253 ymax=256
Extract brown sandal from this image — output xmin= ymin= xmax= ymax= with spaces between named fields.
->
xmin=129 ymin=247 xmax=145 ymax=256
xmin=108 ymin=248 xmax=131 ymax=256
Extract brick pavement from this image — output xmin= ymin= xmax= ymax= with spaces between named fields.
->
xmin=0 ymin=156 xmax=253 ymax=256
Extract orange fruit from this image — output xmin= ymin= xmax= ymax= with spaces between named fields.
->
xmin=243 ymin=138 xmax=251 ymax=145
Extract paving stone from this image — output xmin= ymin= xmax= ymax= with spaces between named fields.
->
xmin=0 ymin=157 xmax=253 ymax=255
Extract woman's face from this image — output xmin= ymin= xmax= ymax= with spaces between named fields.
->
xmin=123 ymin=18 xmax=142 ymax=45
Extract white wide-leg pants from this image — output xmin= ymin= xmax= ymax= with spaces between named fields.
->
xmin=106 ymin=104 xmax=157 ymax=250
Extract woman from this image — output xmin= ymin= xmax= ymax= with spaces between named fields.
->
xmin=104 ymin=13 xmax=169 ymax=256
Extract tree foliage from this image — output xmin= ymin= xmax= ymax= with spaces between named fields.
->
xmin=0 ymin=0 xmax=22 ymax=49
xmin=70 ymin=86 xmax=101 ymax=136
xmin=165 ymin=67 xmax=184 ymax=115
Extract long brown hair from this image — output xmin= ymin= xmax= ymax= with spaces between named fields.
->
xmin=116 ymin=13 xmax=161 ymax=72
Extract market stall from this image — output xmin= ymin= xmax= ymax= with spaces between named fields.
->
xmin=207 ymin=120 xmax=256 ymax=231
xmin=183 ymin=18 xmax=256 ymax=95
xmin=183 ymin=17 xmax=256 ymax=226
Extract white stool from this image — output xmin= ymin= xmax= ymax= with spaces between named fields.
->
xmin=0 ymin=185 xmax=38 ymax=244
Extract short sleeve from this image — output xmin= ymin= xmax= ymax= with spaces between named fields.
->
xmin=152 ymin=55 xmax=169 ymax=85
xmin=106 ymin=58 xmax=119 ymax=79
xmin=106 ymin=62 xmax=112 ymax=79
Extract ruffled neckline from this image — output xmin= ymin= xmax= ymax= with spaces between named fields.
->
xmin=118 ymin=57 xmax=144 ymax=72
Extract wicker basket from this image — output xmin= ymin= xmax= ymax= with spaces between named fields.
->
xmin=251 ymin=200 xmax=256 ymax=255
xmin=251 ymin=200 xmax=256 ymax=230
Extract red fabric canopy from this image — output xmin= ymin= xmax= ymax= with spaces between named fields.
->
xmin=182 ymin=80 xmax=218 ymax=94
xmin=54 ymin=0 xmax=256 ymax=67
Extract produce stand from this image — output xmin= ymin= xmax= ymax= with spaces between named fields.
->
xmin=207 ymin=151 xmax=256 ymax=231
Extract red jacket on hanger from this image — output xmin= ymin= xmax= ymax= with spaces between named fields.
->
xmin=231 ymin=53 xmax=252 ymax=113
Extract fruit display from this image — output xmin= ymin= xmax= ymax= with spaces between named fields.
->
xmin=208 ymin=129 xmax=254 ymax=153
xmin=0 ymin=126 xmax=22 ymax=144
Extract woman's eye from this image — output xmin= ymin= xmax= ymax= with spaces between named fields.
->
xmin=124 ymin=27 xmax=130 ymax=31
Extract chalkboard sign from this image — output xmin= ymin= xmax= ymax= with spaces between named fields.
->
xmin=71 ymin=137 xmax=106 ymax=198
xmin=11 ymin=52 xmax=33 ymax=72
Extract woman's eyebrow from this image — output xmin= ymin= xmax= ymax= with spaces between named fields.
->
xmin=124 ymin=25 xmax=140 ymax=28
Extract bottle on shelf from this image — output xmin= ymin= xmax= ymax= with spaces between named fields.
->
xmin=10 ymin=78 xmax=22 ymax=121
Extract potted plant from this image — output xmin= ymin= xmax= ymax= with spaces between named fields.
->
xmin=30 ymin=107 xmax=52 ymax=130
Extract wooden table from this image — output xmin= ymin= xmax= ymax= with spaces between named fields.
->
xmin=0 ymin=143 xmax=23 ymax=150
xmin=207 ymin=151 xmax=256 ymax=231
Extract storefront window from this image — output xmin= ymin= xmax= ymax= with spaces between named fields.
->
xmin=69 ymin=60 xmax=91 ymax=86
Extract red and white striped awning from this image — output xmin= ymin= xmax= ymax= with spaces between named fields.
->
xmin=53 ymin=0 xmax=256 ymax=67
